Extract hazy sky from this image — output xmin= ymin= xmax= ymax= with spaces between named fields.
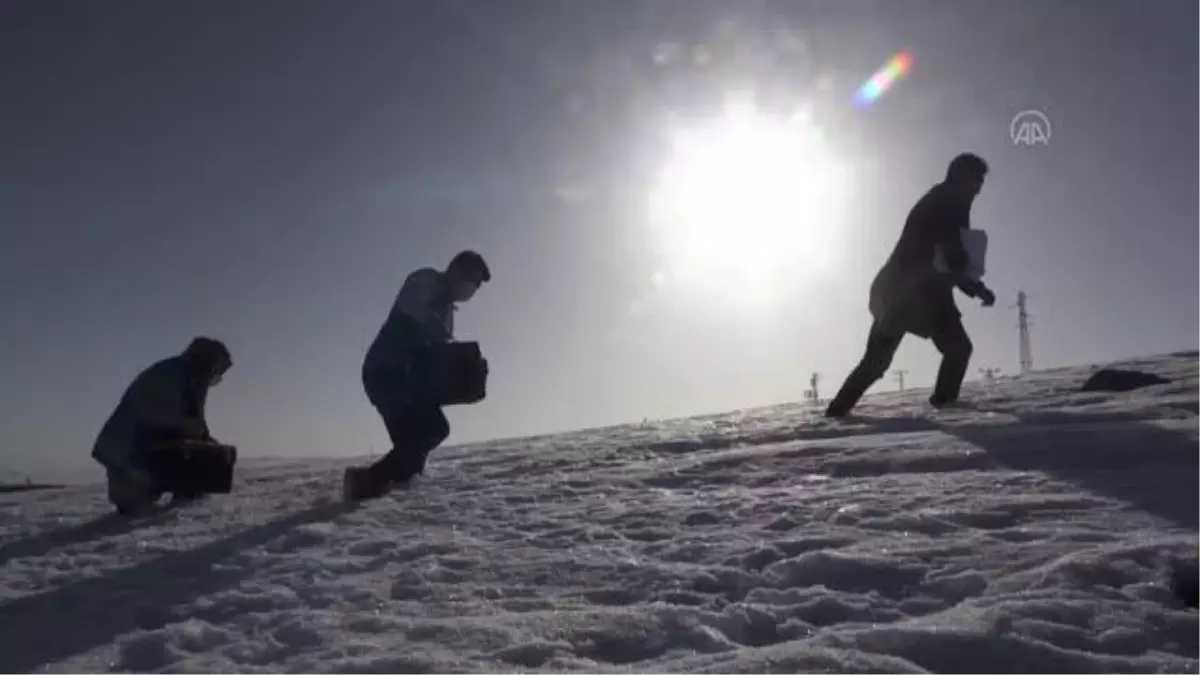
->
xmin=3 ymin=0 xmax=1196 ymax=481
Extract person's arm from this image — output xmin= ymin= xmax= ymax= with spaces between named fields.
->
xmin=956 ymin=277 xmax=993 ymax=301
xmin=393 ymin=269 xmax=454 ymax=344
xmin=952 ymin=269 xmax=996 ymax=306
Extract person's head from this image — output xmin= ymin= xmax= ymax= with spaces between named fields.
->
xmin=445 ymin=250 xmax=491 ymax=302
xmin=945 ymin=152 xmax=989 ymax=198
xmin=183 ymin=337 xmax=233 ymax=387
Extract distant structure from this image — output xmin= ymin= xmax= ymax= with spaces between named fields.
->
xmin=893 ymin=369 xmax=908 ymax=392
xmin=1014 ymin=291 xmax=1034 ymax=376
xmin=804 ymin=372 xmax=821 ymax=404
xmin=979 ymin=367 xmax=1002 ymax=383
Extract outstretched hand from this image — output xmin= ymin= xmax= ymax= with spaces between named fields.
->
xmin=978 ymin=286 xmax=996 ymax=307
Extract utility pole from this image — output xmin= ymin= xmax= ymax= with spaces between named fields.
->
xmin=894 ymin=369 xmax=908 ymax=392
xmin=1014 ymin=291 xmax=1033 ymax=376
xmin=806 ymin=372 xmax=821 ymax=403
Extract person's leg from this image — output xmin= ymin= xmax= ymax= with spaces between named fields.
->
xmin=102 ymin=448 xmax=164 ymax=515
xmin=347 ymin=368 xmax=409 ymax=499
xmin=408 ymin=406 xmax=450 ymax=477
xmin=366 ymin=404 xmax=410 ymax=481
xmin=367 ymin=403 xmax=448 ymax=485
xmin=348 ymin=358 xmax=454 ymax=499
xmin=929 ymin=314 xmax=973 ymax=406
xmin=825 ymin=325 xmax=904 ymax=418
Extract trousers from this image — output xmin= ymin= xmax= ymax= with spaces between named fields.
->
xmin=362 ymin=366 xmax=450 ymax=485
xmin=826 ymin=313 xmax=973 ymax=417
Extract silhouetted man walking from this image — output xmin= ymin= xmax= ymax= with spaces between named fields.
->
xmin=344 ymin=250 xmax=491 ymax=501
xmin=826 ymin=153 xmax=996 ymax=417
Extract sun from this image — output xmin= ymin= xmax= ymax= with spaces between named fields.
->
xmin=647 ymin=98 xmax=848 ymax=303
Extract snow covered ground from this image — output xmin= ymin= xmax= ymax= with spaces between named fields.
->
xmin=1 ymin=353 xmax=1196 ymax=673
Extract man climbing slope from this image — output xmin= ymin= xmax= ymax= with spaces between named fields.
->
xmin=826 ymin=153 xmax=997 ymax=417
xmin=345 ymin=250 xmax=491 ymax=501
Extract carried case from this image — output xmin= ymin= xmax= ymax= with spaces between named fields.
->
xmin=934 ymin=229 xmax=988 ymax=281
xmin=426 ymin=341 xmax=489 ymax=406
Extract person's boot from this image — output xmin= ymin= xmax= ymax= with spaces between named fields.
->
xmin=928 ymin=394 xmax=978 ymax=411
xmin=931 ymin=335 xmax=972 ymax=408
xmin=824 ymin=401 xmax=853 ymax=418
xmin=928 ymin=391 xmax=955 ymax=408
xmin=342 ymin=466 xmax=390 ymax=501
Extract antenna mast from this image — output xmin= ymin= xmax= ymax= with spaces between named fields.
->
xmin=1015 ymin=291 xmax=1033 ymax=375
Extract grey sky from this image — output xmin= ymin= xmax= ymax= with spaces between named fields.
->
xmin=2 ymin=0 xmax=1195 ymax=482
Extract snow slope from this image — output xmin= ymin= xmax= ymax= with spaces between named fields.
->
xmin=0 ymin=353 xmax=1196 ymax=673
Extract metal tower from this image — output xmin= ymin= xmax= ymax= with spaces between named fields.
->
xmin=1015 ymin=291 xmax=1033 ymax=375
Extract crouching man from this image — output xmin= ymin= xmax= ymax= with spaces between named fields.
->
xmin=344 ymin=250 xmax=491 ymax=501
xmin=92 ymin=337 xmax=237 ymax=515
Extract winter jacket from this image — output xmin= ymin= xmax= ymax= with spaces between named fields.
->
xmin=869 ymin=182 xmax=986 ymax=338
xmin=92 ymin=356 xmax=211 ymax=472
xmin=363 ymin=267 xmax=457 ymax=376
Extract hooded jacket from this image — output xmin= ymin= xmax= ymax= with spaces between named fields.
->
xmin=92 ymin=347 xmax=220 ymax=471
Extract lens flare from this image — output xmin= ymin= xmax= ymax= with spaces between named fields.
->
xmin=853 ymin=50 xmax=912 ymax=108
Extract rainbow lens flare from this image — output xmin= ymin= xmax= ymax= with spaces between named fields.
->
xmin=853 ymin=50 xmax=912 ymax=108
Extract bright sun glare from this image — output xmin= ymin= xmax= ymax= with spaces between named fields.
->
xmin=648 ymin=97 xmax=847 ymax=303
